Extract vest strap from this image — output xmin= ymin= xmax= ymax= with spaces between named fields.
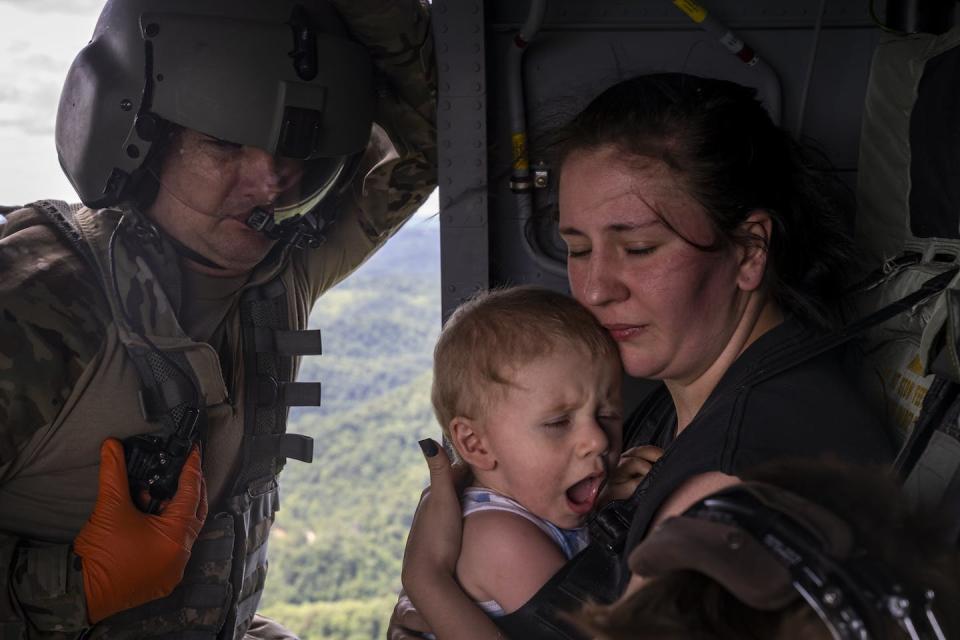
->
xmin=254 ymin=327 xmax=323 ymax=355
xmin=255 ymin=377 xmax=323 ymax=408
xmin=587 ymin=502 xmax=633 ymax=553
xmin=250 ymin=434 xmax=314 ymax=463
xmin=138 ymin=376 xmax=196 ymax=421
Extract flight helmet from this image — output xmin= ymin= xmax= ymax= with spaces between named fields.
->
xmin=56 ymin=0 xmax=374 ymax=247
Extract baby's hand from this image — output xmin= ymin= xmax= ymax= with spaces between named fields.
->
xmin=600 ymin=446 xmax=664 ymax=504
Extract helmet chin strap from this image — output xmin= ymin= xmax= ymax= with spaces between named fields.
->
xmin=162 ymin=227 xmax=229 ymax=271
xmin=246 ymin=206 xmax=327 ymax=249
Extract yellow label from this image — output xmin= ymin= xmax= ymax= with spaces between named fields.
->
xmin=511 ymin=132 xmax=529 ymax=171
xmin=907 ymin=354 xmax=924 ymax=375
xmin=886 ymin=359 xmax=933 ymax=434
xmin=673 ymin=0 xmax=707 ymax=23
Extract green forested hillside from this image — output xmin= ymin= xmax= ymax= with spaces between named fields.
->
xmin=259 ymin=217 xmax=441 ymax=639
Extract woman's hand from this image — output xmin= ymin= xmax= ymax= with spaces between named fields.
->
xmin=600 ymin=445 xmax=664 ymax=504
xmin=400 ymin=439 xmax=466 ymax=598
xmin=387 ymin=589 xmax=432 ymax=639
xmin=391 ymin=439 xmax=505 ymax=640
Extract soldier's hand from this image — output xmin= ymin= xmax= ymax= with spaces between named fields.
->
xmin=74 ymin=438 xmax=207 ymax=623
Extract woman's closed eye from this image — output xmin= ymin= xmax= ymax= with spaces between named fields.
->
xmin=625 ymin=245 xmax=655 ymax=256
xmin=566 ymin=245 xmax=655 ymax=259
xmin=543 ymin=416 xmax=571 ymax=429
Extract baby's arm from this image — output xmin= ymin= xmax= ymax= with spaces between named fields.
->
xmin=457 ymin=510 xmax=568 ymax=615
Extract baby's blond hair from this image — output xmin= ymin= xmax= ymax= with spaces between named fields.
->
xmin=431 ymin=286 xmax=620 ymax=440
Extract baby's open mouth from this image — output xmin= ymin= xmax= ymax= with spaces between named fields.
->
xmin=565 ymin=472 xmax=606 ymax=515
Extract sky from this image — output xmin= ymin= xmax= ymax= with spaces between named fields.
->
xmin=0 ymin=1 xmax=438 ymax=216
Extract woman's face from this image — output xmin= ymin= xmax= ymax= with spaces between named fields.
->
xmin=559 ymin=145 xmax=753 ymax=384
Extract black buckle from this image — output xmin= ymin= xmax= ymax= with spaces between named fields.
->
xmin=588 ymin=503 xmax=632 ymax=553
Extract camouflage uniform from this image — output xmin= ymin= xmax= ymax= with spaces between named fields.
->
xmin=0 ymin=2 xmax=435 ymax=638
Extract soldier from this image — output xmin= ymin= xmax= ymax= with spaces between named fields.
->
xmin=0 ymin=1 xmax=435 ymax=638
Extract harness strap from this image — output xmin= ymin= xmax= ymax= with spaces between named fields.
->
xmin=254 ymin=327 xmax=323 ymax=355
xmin=250 ymin=433 xmax=314 ymax=463
xmin=32 ymin=200 xmax=205 ymax=439
xmin=744 ymin=266 xmax=958 ymax=388
xmin=255 ymin=377 xmax=323 ymax=408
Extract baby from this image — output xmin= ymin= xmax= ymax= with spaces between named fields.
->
xmin=430 ymin=285 xmax=625 ymax=617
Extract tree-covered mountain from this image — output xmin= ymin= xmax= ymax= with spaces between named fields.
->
xmin=259 ymin=217 xmax=442 ymax=639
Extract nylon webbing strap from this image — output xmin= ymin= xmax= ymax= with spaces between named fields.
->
xmin=138 ymin=374 xmax=197 ymax=420
xmin=250 ymin=433 xmax=314 ymax=463
xmin=746 ymin=266 xmax=959 ymax=388
xmin=587 ymin=502 xmax=633 ymax=553
xmin=254 ymin=327 xmax=323 ymax=355
xmin=278 ymin=382 xmax=323 ymax=406
xmin=255 ymin=377 xmax=322 ymax=407
xmin=236 ymin=273 xmax=316 ymax=496
xmin=33 ymin=199 xmax=205 ymax=440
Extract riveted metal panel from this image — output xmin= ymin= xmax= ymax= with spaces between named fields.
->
xmin=435 ymin=0 xmax=490 ymax=322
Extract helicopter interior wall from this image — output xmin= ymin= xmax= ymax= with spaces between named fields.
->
xmin=482 ymin=0 xmax=880 ymax=291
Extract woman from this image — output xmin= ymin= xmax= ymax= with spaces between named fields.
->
xmin=395 ymin=73 xmax=893 ymax=639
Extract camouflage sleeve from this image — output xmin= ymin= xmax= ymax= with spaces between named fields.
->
xmin=0 ymin=207 xmax=108 ymax=469
xmin=299 ymin=0 xmax=437 ymax=302
xmin=0 ymin=535 xmax=89 ymax=636
xmin=0 ymin=208 xmax=104 ymax=634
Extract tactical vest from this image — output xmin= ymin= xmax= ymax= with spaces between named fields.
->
xmin=35 ymin=201 xmax=318 ymax=640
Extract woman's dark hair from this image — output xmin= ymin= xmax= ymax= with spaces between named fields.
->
xmin=552 ymin=73 xmax=855 ymax=330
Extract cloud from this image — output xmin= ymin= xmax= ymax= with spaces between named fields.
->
xmin=0 ymin=0 xmax=102 ymax=15
xmin=0 ymin=85 xmax=22 ymax=102
xmin=20 ymin=53 xmax=66 ymax=74
xmin=0 ymin=81 xmax=61 ymax=136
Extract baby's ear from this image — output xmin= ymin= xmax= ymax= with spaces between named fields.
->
xmin=449 ymin=417 xmax=495 ymax=470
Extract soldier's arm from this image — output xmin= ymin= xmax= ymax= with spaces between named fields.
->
xmin=0 ymin=207 xmax=107 ymax=475
xmin=298 ymin=0 xmax=437 ymax=303
xmin=0 ymin=207 xmax=107 ymax=635
xmin=0 ymin=535 xmax=89 ymax=636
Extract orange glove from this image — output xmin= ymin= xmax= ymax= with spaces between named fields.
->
xmin=74 ymin=438 xmax=207 ymax=623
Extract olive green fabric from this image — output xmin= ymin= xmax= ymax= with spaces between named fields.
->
xmin=0 ymin=2 xmax=437 ymax=635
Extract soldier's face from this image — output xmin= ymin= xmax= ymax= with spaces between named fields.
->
xmin=147 ymin=128 xmax=305 ymax=276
